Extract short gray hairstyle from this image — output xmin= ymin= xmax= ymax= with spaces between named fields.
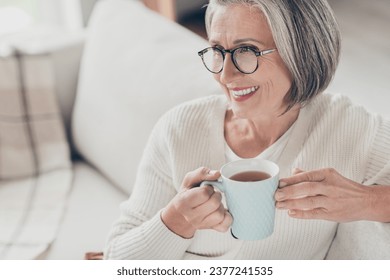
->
xmin=205 ymin=0 xmax=341 ymax=109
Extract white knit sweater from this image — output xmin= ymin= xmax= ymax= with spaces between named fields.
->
xmin=105 ymin=93 xmax=390 ymax=259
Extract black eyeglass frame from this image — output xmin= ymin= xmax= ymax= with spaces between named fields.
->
xmin=198 ymin=46 xmax=277 ymax=74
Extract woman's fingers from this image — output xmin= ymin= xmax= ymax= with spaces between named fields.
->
xmin=162 ymin=166 xmax=222 ymax=238
xmin=164 ymin=166 xmax=233 ymax=235
xmin=181 ymin=167 xmax=220 ymax=190
xmin=198 ymin=203 xmax=226 ymax=229
xmin=275 ymin=181 xmax=327 ymax=201
xmin=180 ymin=184 xmax=215 ymax=208
xmin=179 ymin=189 xmax=232 ymax=231
xmin=287 ymin=208 xmax=329 ymax=220
xmin=275 ymin=167 xmax=373 ymax=222
xmin=276 ymin=169 xmax=342 ymax=203
xmin=276 ymin=195 xmax=327 ymax=210
xmin=185 ymin=191 xmax=222 ymax=224
xmin=212 ymin=210 xmax=233 ymax=232
xmin=279 ymin=168 xmax=327 ymax=187
xmin=177 ymin=166 xmax=221 ymax=209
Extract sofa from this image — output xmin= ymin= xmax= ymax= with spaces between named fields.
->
xmin=39 ymin=0 xmax=219 ymax=259
xmin=2 ymin=0 xmax=389 ymax=259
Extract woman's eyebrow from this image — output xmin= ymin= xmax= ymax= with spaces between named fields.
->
xmin=233 ymin=38 xmax=265 ymax=45
xmin=208 ymin=38 xmax=266 ymax=46
xmin=208 ymin=39 xmax=220 ymax=45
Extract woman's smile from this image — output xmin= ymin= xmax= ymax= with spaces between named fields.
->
xmin=229 ymin=86 xmax=259 ymax=101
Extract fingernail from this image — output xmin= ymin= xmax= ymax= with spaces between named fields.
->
xmin=288 ymin=210 xmax=296 ymax=215
xmin=276 ymin=202 xmax=286 ymax=209
xmin=275 ymin=191 xmax=285 ymax=200
xmin=208 ymin=170 xmax=218 ymax=175
xmin=279 ymin=181 xmax=287 ymax=188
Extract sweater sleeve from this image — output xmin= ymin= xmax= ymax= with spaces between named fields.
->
xmin=364 ymin=115 xmax=390 ymax=185
xmin=326 ymin=114 xmax=390 ymax=260
xmin=104 ymin=112 xmax=192 ymax=259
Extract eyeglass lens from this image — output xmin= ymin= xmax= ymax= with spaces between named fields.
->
xmin=201 ymin=47 xmax=258 ymax=74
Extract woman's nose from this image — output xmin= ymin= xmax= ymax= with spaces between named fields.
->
xmin=219 ymin=54 xmax=240 ymax=84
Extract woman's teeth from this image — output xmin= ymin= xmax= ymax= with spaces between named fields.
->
xmin=231 ymin=86 xmax=259 ymax=97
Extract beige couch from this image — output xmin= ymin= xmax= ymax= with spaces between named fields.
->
xmin=8 ymin=0 xmax=388 ymax=259
xmin=41 ymin=0 xmax=218 ymax=259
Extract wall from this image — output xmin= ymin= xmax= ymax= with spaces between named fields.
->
xmin=327 ymin=0 xmax=390 ymax=117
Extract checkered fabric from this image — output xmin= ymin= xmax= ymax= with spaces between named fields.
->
xmin=0 ymin=52 xmax=72 ymax=259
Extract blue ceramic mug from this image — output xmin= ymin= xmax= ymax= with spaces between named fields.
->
xmin=201 ymin=159 xmax=279 ymax=240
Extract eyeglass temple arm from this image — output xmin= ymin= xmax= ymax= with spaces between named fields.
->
xmin=198 ymin=49 xmax=207 ymax=56
xmin=258 ymin=48 xmax=277 ymax=56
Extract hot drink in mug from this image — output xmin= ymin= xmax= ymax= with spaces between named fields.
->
xmin=201 ymin=159 xmax=279 ymax=240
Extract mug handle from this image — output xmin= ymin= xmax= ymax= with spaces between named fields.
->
xmin=199 ymin=178 xmax=225 ymax=192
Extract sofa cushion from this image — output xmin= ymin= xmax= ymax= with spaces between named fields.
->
xmin=72 ymin=0 xmax=219 ymax=195
xmin=0 ymin=168 xmax=72 ymax=259
xmin=0 ymin=53 xmax=70 ymax=179
xmin=0 ymin=52 xmax=73 ymax=260
xmin=41 ymin=161 xmax=126 ymax=259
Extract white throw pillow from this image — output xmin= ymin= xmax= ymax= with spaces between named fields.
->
xmin=72 ymin=0 xmax=219 ymax=195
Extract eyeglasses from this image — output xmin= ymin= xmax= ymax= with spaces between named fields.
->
xmin=198 ymin=46 xmax=276 ymax=74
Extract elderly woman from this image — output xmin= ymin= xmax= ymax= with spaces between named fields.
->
xmin=105 ymin=0 xmax=390 ymax=259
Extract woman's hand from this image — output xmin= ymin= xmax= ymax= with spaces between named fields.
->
xmin=161 ymin=167 xmax=233 ymax=238
xmin=275 ymin=168 xmax=375 ymax=222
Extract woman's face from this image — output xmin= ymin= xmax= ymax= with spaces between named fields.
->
xmin=209 ymin=4 xmax=293 ymax=119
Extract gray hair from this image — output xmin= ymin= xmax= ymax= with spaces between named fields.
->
xmin=205 ymin=0 xmax=341 ymax=108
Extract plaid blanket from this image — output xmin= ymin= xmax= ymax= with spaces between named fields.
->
xmin=0 ymin=51 xmax=72 ymax=259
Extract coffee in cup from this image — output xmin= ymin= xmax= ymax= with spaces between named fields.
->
xmin=229 ymin=171 xmax=271 ymax=182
